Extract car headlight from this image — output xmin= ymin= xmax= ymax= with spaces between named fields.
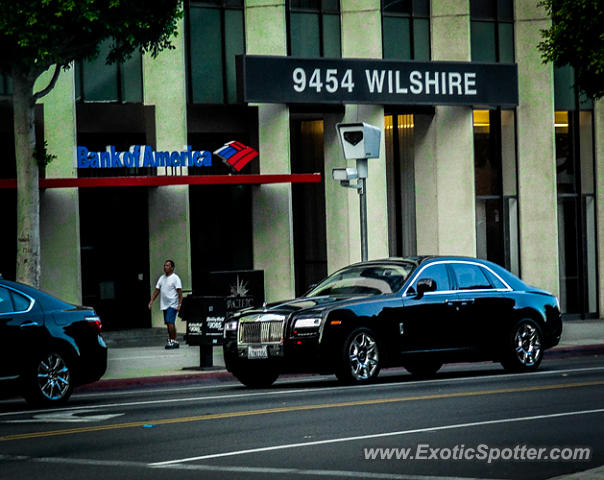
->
xmin=293 ymin=318 xmax=322 ymax=329
xmin=224 ymin=319 xmax=238 ymax=337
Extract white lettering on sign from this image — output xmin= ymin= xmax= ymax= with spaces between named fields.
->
xmin=291 ymin=66 xmax=479 ymax=97
xmin=188 ymin=323 xmax=203 ymax=334
xmin=370 ymin=70 xmax=478 ymax=96
xmin=206 ymin=316 xmax=225 ymax=330
xmin=292 ymin=67 xmax=355 ymax=93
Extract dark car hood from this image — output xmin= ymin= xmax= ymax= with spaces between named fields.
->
xmin=236 ymin=294 xmax=368 ymax=317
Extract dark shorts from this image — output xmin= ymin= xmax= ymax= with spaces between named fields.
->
xmin=163 ymin=307 xmax=178 ymax=324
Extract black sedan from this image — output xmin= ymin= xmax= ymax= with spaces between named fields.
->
xmin=0 ymin=278 xmax=107 ymax=405
xmin=223 ymin=256 xmax=562 ymax=387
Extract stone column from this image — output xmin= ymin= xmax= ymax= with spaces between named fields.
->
xmin=143 ymin=17 xmax=191 ymax=330
xmin=414 ymin=0 xmax=476 ymax=256
xmin=514 ymin=1 xmax=559 ymax=297
xmin=246 ymin=0 xmax=296 ymax=301
xmin=328 ymin=0 xmax=388 ymax=270
xmin=38 ymin=66 xmax=82 ymax=305
xmin=595 ymin=100 xmax=604 ymax=314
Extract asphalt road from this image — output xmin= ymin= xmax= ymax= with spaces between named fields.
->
xmin=1 ymin=356 xmax=603 ymax=480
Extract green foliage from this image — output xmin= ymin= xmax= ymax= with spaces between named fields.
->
xmin=33 ymin=140 xmax=56 ymax=168
xmin=538 ymin=0 xmax=604 ymax=100
xmin=0 ymin=0 xmax=183 ymax=78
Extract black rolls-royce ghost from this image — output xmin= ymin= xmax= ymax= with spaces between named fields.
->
xmin=223 ymin=256 xmax=562 ymax=387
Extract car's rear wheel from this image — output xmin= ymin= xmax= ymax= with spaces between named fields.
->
xmin=501 ymin=319 xmax=544 ymax=372
xmin=233 ymin=364 xmax=279 ymax=388
xmin=336 ymin=328 xmax=381 ymax=384
xmin=403 ymin=359 xmax=443 ymax=378
xmin=23 ymin=351 xmax=73 ymax=406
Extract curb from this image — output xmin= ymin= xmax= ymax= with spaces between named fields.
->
xmin=545 ymin=344 xmax=604 ymax=358
xmin=77 ymin=343 xmax=604 ymax=394
xmin=75 ymin=369 xmax=235 ymax=393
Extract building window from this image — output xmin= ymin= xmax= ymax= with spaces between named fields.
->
xmin=470 ymin=0 xmax=514 ymax=63
xmin=291 ymin=119 xmax=328 ymax=296
xmin=288 ymin=0 xmax=341 ymax=58
xmin=385 ymin=114 xmax=416 ymax=257
xmin=1 ymin=73 xmax=11 ymax=95
xmin=382 ymin=0 xmax=430 ymax=60
xmin=554 ymin=65 xmax=593 ymax=111
xmin=555 ymin=109 xmax=598 ymax=317
xmin=75 ymin=40 xmax=143 ymax=103
xmin=185 ymin=0 xmax=245 ymax=104
xmin=473 ymin=109 xmax=519 ymax=275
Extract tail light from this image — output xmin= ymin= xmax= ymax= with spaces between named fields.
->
xmin=85 ymin=315 xmax=103 ymax=334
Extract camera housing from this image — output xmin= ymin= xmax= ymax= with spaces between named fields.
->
xmin=336 ymin=122 xmax=381 ymax=160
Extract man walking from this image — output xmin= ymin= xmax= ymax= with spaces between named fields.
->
xmin=149 ymin=259 xmax=183 ymax=349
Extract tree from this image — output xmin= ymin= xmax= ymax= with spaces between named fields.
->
xmin=0 ymin=0 xmax=182 ymax=287
xmin=538 ymin=0 xmax=604 ymax=100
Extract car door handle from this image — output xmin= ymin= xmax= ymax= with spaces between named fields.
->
xmin=445 ymin=299 xmax=475 ymax=307
xmin=20 ymin=321 xmax=41 ymax=329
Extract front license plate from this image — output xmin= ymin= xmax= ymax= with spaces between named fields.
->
xmin=248 ymin=346 xmax=268 ymax=359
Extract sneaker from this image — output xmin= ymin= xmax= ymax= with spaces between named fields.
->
xmin=171 ymin=340 xmax=180 ymax=349
xmin=165 ymin=340 xmax=180 ymax=350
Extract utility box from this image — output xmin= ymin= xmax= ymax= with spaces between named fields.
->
xmin=181 ymin=296 xmax=226 ymax=347
xmin=181 ymin=270 xmax=265 ymax=368
xmin=180 ymin=296 xmax=228 ymax=368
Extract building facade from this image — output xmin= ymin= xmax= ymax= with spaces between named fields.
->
xmin=0 ymin=0 xmax=602 ymax=330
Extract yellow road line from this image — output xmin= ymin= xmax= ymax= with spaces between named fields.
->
xmin=2 ymin=379 xmax=603 ymax=442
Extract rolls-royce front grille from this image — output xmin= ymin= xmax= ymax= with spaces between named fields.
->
xmin=239 ymin=320 xmax=284 ymax=344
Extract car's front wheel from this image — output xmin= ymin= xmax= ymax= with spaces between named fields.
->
xmin=336 ymin=328 xmax=381 ymax=384
xmin=501 ymin=319 xmax=544 ymax=372
xmin=23 ymin=351 xmax=74 ymax=406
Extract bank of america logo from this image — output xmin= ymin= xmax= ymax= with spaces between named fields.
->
xmin=214 ymin=141 xmax=259 ymax=172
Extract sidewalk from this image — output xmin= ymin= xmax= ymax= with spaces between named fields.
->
xmin=84 ymin=319 xmax=604 ymax=390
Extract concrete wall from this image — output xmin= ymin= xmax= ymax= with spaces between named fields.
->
xmin=327 ymin=0 xmax=388 ymax=271
xmin=246 ymin=0 xmax=296 ymax=302
xmin=514 ymin=1 xmax=559 ymax=296
xmin=143 ymin=18 xmax=191 ymax=330
xmin=415 ymin=0 xmax=476 ymax=257
xmin=596 ymin=100 xmax=604 ymax=314
xmin=38 ymin=66 xmax=82 ymax=305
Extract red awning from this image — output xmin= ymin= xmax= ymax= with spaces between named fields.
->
xmin=0 ymin=173 xmax=321 ymax=189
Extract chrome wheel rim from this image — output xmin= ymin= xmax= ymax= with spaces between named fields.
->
xmin=348 ymin=332 xmax=379 ymax=381
xmin=37 ymin=353 xmax=71 ymax=401
xmin=514 ymin=323 xmax=542 ymax=366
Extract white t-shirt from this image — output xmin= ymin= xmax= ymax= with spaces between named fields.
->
xmin=156 ymin=273 xmax=182 ymax=310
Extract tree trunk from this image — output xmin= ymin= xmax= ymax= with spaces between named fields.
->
xmin=12 ymin=69 xmax=40 ymax=288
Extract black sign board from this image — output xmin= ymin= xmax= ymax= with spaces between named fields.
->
xmin=206 ymin=270 xmax=265 ymax=310
xmin=182 ymin=296 xmax=226 ymax=346
xmin=237 ymin=55 xmax=518 ymax=107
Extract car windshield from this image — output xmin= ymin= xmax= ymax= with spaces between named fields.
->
xmin=306 ymin=263 xmax=415 ymax=297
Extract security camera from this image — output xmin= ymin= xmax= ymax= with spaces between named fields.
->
xmin=336 ymin=122 xmax=381 ymax=160
xmin=332 ymin=167 xmax=358 ymax=182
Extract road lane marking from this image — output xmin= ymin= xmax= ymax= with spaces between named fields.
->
xmin=4 ymin=409 xmax=125 ymax=424
xmin=151 ymin=407 xmax=604 ymax=465
xmin=1 ymin=379 xmax=603 ymax=442
xmin=0 ymin=454 xmax=504 ymax=479
xmin=3 ymin=364 xmax=604 ymax=419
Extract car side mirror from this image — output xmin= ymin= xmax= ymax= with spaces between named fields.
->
xmin=416 ymin=278 xmax=437 ymax=297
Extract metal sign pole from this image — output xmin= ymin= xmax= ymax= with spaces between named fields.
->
xmin=359 ymin=176 xmax=368 ymax=262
